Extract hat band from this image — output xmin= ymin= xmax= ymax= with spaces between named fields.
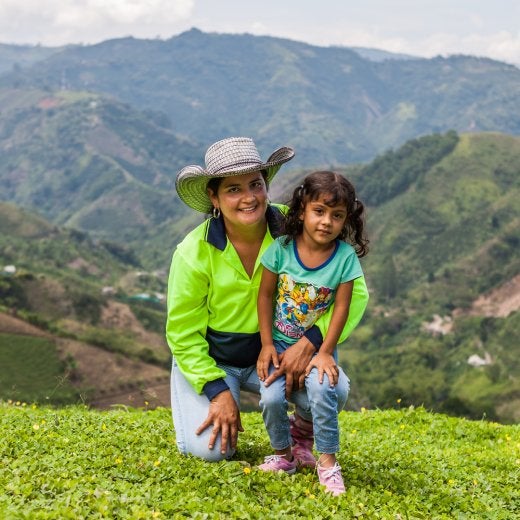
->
xmin=211 ymin=159 xmax=263 ymax=174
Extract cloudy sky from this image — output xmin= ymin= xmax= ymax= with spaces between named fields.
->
xmin=0 ymin=0 xmax=519 ymax=64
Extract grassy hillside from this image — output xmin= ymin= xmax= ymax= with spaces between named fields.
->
xmin=1 ymin=403 xmax=518 ymax=518
xmin=0 ymin=334 xmax=79 ymax=404
xmin=0 ymin=202 xmax=171 ymax=407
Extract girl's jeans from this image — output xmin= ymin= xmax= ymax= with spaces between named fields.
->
xmin=259 ymin=340 xmax=349 ymax=454
xmin=170 ymin=357 xmax=313 ymax=462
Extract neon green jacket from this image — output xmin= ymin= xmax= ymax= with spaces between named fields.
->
xmin=166 ymin=205 xmax=369 ymax=399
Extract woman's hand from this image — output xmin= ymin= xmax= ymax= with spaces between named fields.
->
xmin=263 ymin=336 xmax=316 ymax=398
xmin=305 ymin=352 xmax=338 ymax=386
xmin=195 ymin=390 xmax=243 ymax=454
xmin=256 ymin=345 xmax=279 ymax=381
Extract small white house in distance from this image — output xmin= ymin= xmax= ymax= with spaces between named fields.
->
xmin=467 ymin=352 xmax=493 ymax=367
xmin=3 ymin=265 xmax=16 ymax=275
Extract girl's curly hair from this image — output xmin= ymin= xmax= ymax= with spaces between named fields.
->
xmin=282 ymin=171 xmax=369 ymax=257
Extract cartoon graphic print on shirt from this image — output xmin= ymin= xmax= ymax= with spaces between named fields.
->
xmin=274 ymin=273 xmax=334 ymax=338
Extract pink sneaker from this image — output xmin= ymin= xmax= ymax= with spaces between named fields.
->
xmin=289 ymin=414 xmax=317 ymax=469
xmin=258 ymin=455 xmax=297 ymax=474
xmin=317 ymin=462 xmax=346 ymax=496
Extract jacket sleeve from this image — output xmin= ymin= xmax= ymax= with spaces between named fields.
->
xmin=310 ymin=275 xmax=369 ymax=347
xmin=165 ymin=245 xmax=227 ymax=395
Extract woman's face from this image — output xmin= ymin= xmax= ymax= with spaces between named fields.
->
xmin=208 ymin=171 xmax=268 ymax=229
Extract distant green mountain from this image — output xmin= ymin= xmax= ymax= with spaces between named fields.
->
xmin=1 ymin=131 xmax=518 ymax=422
xmin=0 ymin=43 xmax=67 ymax=74
xmin=0 ymin=88 xmax=202 ymax=263
xmin=268 ymin=131 xmax=520 ymax=424
xmin=346 ymin=132 xmax=520 ymax=424
xmin=1 ymin=29 xmax=519 ymax=165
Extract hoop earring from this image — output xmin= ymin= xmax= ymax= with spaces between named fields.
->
xmin=212 ymin=207 xmax=221 ymax=219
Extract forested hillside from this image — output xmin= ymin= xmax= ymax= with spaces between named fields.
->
xmin=0 ymin=88 xmax=202 ymax=263
xmin=343 ymin=132 xmax=520 ymax=424
xmin=1 ymin=30 xmax=518 ymax=422
xmin=0 ymin=202 xmax=171 ymax=407
xmin=1 ymin=132 xmax=518 ymax=422
xmin=1 ymin=29 xmax=519 ymax=165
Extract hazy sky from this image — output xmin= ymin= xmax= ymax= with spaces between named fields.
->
xmin=0 ymin=0 xmax=519 ymax=64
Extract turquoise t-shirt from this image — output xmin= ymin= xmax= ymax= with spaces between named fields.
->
xmin=261 ymin=237 xmax=363 ymax=344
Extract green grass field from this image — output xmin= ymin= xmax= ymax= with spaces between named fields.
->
xmin=1 ymin=403 xmax=518 ymax=519
xmin=0 ymin=333 xmax=79 ymax=404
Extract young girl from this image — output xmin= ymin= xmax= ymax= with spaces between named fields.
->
xmin=256 ymin=170 xmax=369 ymax=496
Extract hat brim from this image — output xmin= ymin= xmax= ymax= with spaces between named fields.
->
xmin=175 ymin=146 xmax=295 ymax=213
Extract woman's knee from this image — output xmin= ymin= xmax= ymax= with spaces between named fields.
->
xmin=178 ymin=436 xmax=235 ymax=462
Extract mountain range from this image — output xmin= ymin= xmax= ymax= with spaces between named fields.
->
xmin=0 ymin=30 xmax=518 ymax=422
xmin=1 ymin=28 xmax=520 ymax=167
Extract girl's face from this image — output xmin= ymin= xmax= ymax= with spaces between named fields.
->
xmin=208 ymin=171 xmax=268 ymax=230
xmin=300 ymin=193 xmax=347 ymax=246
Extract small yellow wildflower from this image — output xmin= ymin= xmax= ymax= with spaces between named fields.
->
xmin=400 ymin=424 xmax=405 ymax=429
xmin=360 ymin=407 xmax=366 ymax=413
xmin=243 ymin=467 xmax=251 ymax=475
xmin=151 ymin=511 xmax=160 ymax=518
xmin=396 ymin=398 xmax=402 ymax=404
xmin=145 ymin=401 xmax=149 ymax=406
xmin=102 ymin=423 xmax=107 ymax=431
xmin=473 ymin=480 xmax=478 ymax=486
xmin=505 ymin=435 xmax=511 ymax=442
xmin=115 ymin=457 xmax=123 ymax=464
xmin=448 ymin=479 xmax=455 ymax=485
xmin=154 ymin=460 xmax=161 ymax=467
xmin=33 ymin=424 xmax=40 ymax=430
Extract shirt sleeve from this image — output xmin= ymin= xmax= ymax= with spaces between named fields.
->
xmin=165 ymin=243 xmax=228 ymax=396
xmin=340 ymin=247 xmax=364 ymax=284
xmin=312 ymin=275 xmax=369 ymax=346
xmin=260 ymin=238 xmax=281 ymax=273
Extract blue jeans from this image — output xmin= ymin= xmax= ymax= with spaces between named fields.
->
xmin=259 ymin=340 xmax=349 ymax=454
xmin=170 ymin=357 xmax=313 ymax=462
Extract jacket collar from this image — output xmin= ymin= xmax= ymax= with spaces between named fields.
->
xmin=205 ymin=205 xmax=284 ymax=251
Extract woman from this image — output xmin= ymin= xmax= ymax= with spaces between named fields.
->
xmin=166 ymin=137 xmax=369 ymax=462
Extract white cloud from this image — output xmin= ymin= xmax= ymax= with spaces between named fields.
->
xmin=330 ymin=26 xmax=520 ymax=65
xmin=0 ymin=0 xmax=195 ymax=45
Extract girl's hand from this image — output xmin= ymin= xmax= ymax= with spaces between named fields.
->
xmin=305 ymin=353 xmax=339 ymax=386
xmin=256 ymin=345 xmax=279 ymax=381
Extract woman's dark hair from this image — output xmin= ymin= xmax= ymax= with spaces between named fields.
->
xmin=283 ymin=171 xmax=369 ymax=257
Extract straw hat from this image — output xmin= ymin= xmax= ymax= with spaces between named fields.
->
xmin=175 ymin=137 xmax=295 ymax=213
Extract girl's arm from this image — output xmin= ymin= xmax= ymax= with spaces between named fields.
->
xmin=311 ymin=275 xmax=369 ymax=346
xmin=305 ymin=281 xmax=353 ymax=385
xmin=256 ymin=268 xmax=280 ymax=381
